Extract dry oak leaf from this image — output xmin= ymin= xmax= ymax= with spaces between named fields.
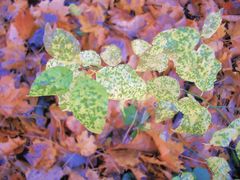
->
xmin=30 ymin=0 xmax=69 ymax=23
xmin=0 ymin=137 xmax=25 ymax=155
xmin=0 ymin=76 xmax=32 ymax=117
xmin=24 ymin=139 xmax=57 ymax=169
xmin=62 ymin=131 xmax=97 ymax=156
xmin=13 ymin=8 xmax=36 ymax=40
xmin=146 ymin=130 xmax=184 ymax=172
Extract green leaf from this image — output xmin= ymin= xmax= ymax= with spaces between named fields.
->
xmin=123 ymin=105 xmax=137 ymax=125
xmin=228 ymin=118 xmax=240 ymax=134
xmin=155 ymin=101 xmax=178 ymax=123
xmin=69 ymin=4 xmax=81 ymax=16
xmin=206 ymin=157 xmax=231 ymax=179
xmin=147 ymin=76 xmax=180 ymax=102
xmin=29 ymin=67 xmax=73 ymax=96
xmin=43 ymin=24 xmax=80 ymax=62
xmin=136 ymin=47 xmax=169 ymax=72
xmin=175 ymin=44 xmax=221 ymax=91
xmin=194 ymin=44 xmax=221 ymax=91
xmin=46 ymin=58 xmax=81 ymax=78
xmin=172 ymin=172 xmax=195 ymax=180
xmin=100 ymin=44 xmax=122 ymax=66
xmin=96 ymin=64 xmax=146 ymax=101
xmin=210 ymin=128 xmax=238 ymax=147
xmin=152 ymin=27 xmax=200 ymax=57
xmin=131 ymin=39 xmax=151 ymax=56
xmin=176 ymin=95 xmax=211 ymax=135
xmin=68 ymin=75 xmax=108 ymax=134
xmin=236 ymin=141 xmax=240 ymax=160
xmin=201 ymin=9 xmax=223 ymax=39
xmin=78 ymin=50 xmax=101 ymax=67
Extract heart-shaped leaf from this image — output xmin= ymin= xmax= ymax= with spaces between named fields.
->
xmin=201 ymin=9 xmax=222 ymax=39
xmin=46 ymin=58 xmax=81 ymax=78
xmin=207 ymin=157 xmax=231 ymax=179
xmin=210 ymin=128 xmax=238 ymax=147
xmin=100 ymin=44 xmax=122 ymax=66
xmin=78 ymin=50 xmax=101 ymax=67
xmin=29 ymin=67 xmax=73 ymax=96
xmin=147 ymin=76 xmax=180 ymax=102
xmin=131 ymin=39 xmax=151 ymax=56
xmin=175 ymin=44 xmax=221 ymax=91
xmin=152 ymin=27 xmax=200 ymax=57
xmin=96 ymin=64 xmax=146 ymax=100
xmin=176 ymin=96 xmax=211 ymax=135
xmin=68 ymin=75 xmax=108 ymax=134
xmin=44 ymin=24 xmax=80 ymax=62
xmin=136 ymin=47 xmax=169 ymax=72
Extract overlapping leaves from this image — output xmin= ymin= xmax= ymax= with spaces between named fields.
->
xmin=96 ymin=64 xmax=146 ymax=101
xmin=67 ymin=75 xmax=108 ymax=134
xmin=175 ymin=96 xmax=211 ymax=135
xmin=30 ymin=66 xmax=73 ymax=96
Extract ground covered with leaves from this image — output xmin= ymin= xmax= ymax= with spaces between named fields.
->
xmin=1 ymin=0 xmax=240 ymax=179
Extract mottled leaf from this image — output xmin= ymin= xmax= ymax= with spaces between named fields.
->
xmin=152 ymin=27 xmax=200 ymax=57
xmin=100 ymin=44 xmax=121 ymax=66
xmin=175 ymin=44 xmax=221 ymax=91
xmin=96 ymin=64 xmax=146 ymax=100
xmin=43 ymin=24 xmax=80 ymax=62
xmin=155 ymin=101 xmax=178 ymax=123
xmin=147 ymin=76 xmax=180 ymax=102
xmin=201 ymin=9 xmax=222 ymax=39
xmin=131 ymin=39 xmax=151 ymax=56
xmin=228 ymin=118 xmax=240 ymax=134
xmin=207 ymin=157 xmax=231 ymax=179
xmin=194 ymin=44 xmax=221 ymax=91
xmin=176 ymin=96 xmax=211 ymax=135
xmin=236 ymin=142 xmax=240 ymax=160
xmin=137 ymin=47 xmax=169 ymax=72
xmin=68 ymin=75 xmax=108 ymax=134
xmin=78 ymin=50 xmax=101 ymax=67
xmin=46 ymin=58 xmax=81 ymax=78
xmin=210 ymin=128 xmax=238 ymax=147
xmin=29 ymin=67 xmax=73 ymax=96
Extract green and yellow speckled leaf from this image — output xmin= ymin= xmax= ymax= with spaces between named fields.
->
xmin=152 ymin=27 xmax=200 ymax=57
xmin=175 ymin=44 xmax=221 ymax=91
xmin=44 ymin=24 xmax=80 ymax=62
xmin=201 ymin=9 xmax=222 ymax=39
xmin=96 ymin=64 xmax=146 ymax=101
xmin=236 ymin=142 xmax=240 ymax=160
xmin=78 ymin=50 xmax=101 ymax=67
xmin=131 ymin=39 xmax=151 ymax=56
xmin=136 ymin=47 xmax=169 ymax=72
xmin=228 ymin=118 xmax=240 ymax=134
xmin=194 ymin=44 xmax=221 ymax=91
xmin=46 ymin=58 xmax=81 ymax=78
xmin=155 ymin=101 xmax=178 ymax=123
xmin=100 ymin=44 xmax=122 ymax=66
xmin=147 ymin=76 xmax=180 ymax=102
xmin=176 ymin=96 xmax=211 ymax=135
xmin=207 ymin=157 xmax=231 ymax=179
xmin=172 ymin=172 xmax=195 ymax=180
xmin=210 ymin=128 xmax=238 ymax=147
xmin=68 ymin=75 xmax=108 ymax=134
xmin=29 ymin=67 xmax=73 ymax=97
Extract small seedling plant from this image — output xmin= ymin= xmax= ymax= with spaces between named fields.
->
xmin=29 ymin=9 xmax=239 ymax=177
